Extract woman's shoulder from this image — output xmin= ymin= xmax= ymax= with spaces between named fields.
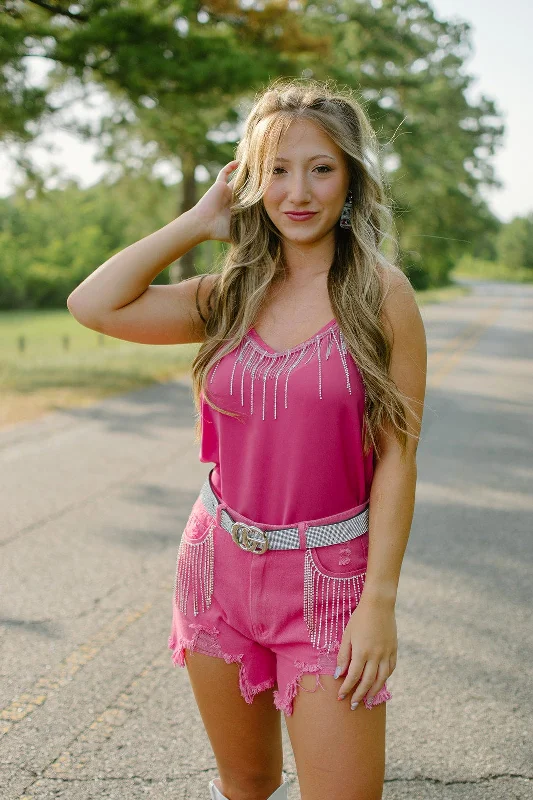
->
xmin=376 ymin=262 xmax=419 ymax=344
xmin=376 ymin=261 xmax=412 ymax=298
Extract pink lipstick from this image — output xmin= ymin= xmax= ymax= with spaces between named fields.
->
xmin=284 ymin=212 xmax=317 ymax=221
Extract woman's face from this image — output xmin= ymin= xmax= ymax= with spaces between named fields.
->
xmin=262 ymin=119 xmax=351 ymax=245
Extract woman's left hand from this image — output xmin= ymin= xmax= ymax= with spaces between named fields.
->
xmin=334 ymin=594 xmax=397 ymax=707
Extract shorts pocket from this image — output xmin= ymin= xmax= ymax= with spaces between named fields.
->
xmin=304 ymin=533 xmax=368 ymax=653
xmin=174 ymin=499 xmax=215 ymax=616
xmin=310 ymin=532 xmax=368 ymax=577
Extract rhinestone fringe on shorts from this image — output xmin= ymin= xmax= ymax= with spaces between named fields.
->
xmin=174 ymin=523 xmax=215 ymax=616
xmin=303 ymin=550 xmax=366 ymax=652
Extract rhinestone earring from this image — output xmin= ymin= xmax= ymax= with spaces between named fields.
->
xmin=339 ymin=190 xmax=353 ymax=229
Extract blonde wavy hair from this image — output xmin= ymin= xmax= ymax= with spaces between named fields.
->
xmin=191 ymin=77 xmax=420 ymax=460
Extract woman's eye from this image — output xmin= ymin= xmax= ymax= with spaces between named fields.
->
xmin=272 ymin=165 xmax=332 ymax=174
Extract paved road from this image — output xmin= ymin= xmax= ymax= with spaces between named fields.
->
xmin=1 ymin=280 xmax=532 ymax=799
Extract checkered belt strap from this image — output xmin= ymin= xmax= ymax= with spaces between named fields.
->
xmin=199 ymin=477 xmax=369 ymax=551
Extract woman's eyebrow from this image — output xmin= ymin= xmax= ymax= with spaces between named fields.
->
xmin=274 ymin=154 xmax=337 ymax=162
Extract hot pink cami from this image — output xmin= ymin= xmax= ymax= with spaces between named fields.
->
xmin=199 ymin=318 xmax=374 ymax=526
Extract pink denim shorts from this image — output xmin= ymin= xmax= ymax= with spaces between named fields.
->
xmin=168 ymin=481 xmax=392 ymax=716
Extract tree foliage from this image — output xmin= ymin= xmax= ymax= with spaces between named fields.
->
xmin=0 ymin=0 xmax=508 ymax=296
xmin=0 ymin=172 xmax=214 ymax=308
xmin=495 ymin=213 xmax=533 ymax=271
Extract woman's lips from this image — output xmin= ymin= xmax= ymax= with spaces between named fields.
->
xmin=284 ymin=212 xmax=317 ymax=221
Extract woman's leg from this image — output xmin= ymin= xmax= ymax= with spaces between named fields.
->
xmin=285 ymin=673 xmax=386 ymax=800
xmin=184 ymin=649 xmax=284 ymax=800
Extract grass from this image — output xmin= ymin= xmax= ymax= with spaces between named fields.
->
xmin=0 ymin=281 xmax=472 ymax=430
xmin=0 ymin=309 xmax=199 ymax=430
xmin=451 ymin=255 xmax=533 ymax=283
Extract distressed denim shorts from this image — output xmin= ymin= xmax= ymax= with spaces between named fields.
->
xmin=168 ymin=474 xmax=392 ymax=716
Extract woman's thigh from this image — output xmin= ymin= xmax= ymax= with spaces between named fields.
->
xmin=184 ymin=649 xmax=284 ymax=796
xmin=285 ymin=673 xmax=386 ymax=800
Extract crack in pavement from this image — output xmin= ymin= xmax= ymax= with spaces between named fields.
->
xmin=385 ymin=773 xmax=533 ymax=784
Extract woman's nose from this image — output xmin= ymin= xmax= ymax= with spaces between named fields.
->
xmin=286 ymin=177 xmax=311 ymax=202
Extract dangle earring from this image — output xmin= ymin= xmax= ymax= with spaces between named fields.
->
xmin=339 ymin=190 xmax=353 ymax=229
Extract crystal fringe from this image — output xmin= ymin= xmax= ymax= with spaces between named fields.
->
xmin=174 ymin=524 xmax=215 ymax=616
xmin=303 ymin=549 xmax=366 ymax=652
xmin=210 ymin=323 xmax=353 ymax=421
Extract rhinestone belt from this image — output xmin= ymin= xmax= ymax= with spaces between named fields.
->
xmin=199 ymin=475 xmax=369 ymax=553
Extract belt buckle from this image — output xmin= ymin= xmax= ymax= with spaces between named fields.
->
xmin=231 ymin=522 xmax=269 ymax=554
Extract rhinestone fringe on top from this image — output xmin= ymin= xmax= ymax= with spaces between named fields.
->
xmin=208 ymin=322 xmax=353 ymax=421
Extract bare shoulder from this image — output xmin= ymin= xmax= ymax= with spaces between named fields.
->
xmin=375 ymin=262 xmax=427 ymax=455
xmin=376 ymin=262 xmax=427 ymax=396
xmin=377 ymin=261 xmax=413 ymax=301
xmin=376 ymin=262 xmax=422 ymax=343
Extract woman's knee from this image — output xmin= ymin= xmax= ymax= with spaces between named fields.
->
xmin=183 ymin=650 xmax=284 ymax=791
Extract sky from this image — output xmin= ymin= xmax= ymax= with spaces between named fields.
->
xmin=429 ymin=0 xmax=532 ymax=222
xmin=0 ymin=0 xmax=531 ymax=223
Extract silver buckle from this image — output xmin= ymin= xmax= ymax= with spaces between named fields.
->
xmin=231 ymin=522 xmax=269 ymax=554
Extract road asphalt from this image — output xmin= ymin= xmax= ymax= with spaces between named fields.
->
xmin=1 ymin=279 xmax=531 ymax=799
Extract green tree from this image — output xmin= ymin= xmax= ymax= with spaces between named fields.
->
xmin=1 ymin=0 xmax=506 ymax=292
xmin=3 ymin=0 xmax=328 ymax=279
xmin=0 ymin=174 xmax=183 ymax=308
xmin=0 ymin=3 xmax=50 ymax=141
xmin=301 ymin=0 xmax=505 ymax=288
xmin=496 ymin=214 xmax=533 ymax=272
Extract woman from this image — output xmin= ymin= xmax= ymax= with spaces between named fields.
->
xmin=68 ymin=78 xmax=427 ymax=800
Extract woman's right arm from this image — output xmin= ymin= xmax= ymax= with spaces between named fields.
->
xmin=66 ymin=159 xmax=239 ymax=345
xmin=66 ymin=209 xmax=212 ymax=345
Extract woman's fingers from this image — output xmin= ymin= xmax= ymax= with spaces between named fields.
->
xmin=337 ymin=652 xmax=394 ymax=707
xmin=337 ymin=653 xmax=365 ymax=700
xmin=361 ymin=659 xmax=390 ymax=706
xmin=348 ymin=659 xmax=379 ymax=708
xmin=227 ymin=160 xmax=240 ymax=188
xmin=217 ymin=159 xmax=240 ymax=182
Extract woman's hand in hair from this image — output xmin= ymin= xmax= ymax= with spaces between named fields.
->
xmin=192 ymin=159 xmax=240 ymax=243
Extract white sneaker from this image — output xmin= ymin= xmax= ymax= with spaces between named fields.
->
xmin=209 ymin=772 xmax=289 ymax=799
xmin=208 ymin=778 xmax=226 ymax=800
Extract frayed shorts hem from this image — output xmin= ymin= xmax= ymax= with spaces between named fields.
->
xmin=168 ymin=626 xmax=276 ymax=705
xmin=168 ymin=626 xmax=392 ymax=716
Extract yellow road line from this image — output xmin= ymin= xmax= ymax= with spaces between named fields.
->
xmin=0 ymin=598 xmax=164 ymax=738
xmin=427 ymin=299 xmax=507 ymax=388
xmin=16 ymin=650 xmax=169 ymax=799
